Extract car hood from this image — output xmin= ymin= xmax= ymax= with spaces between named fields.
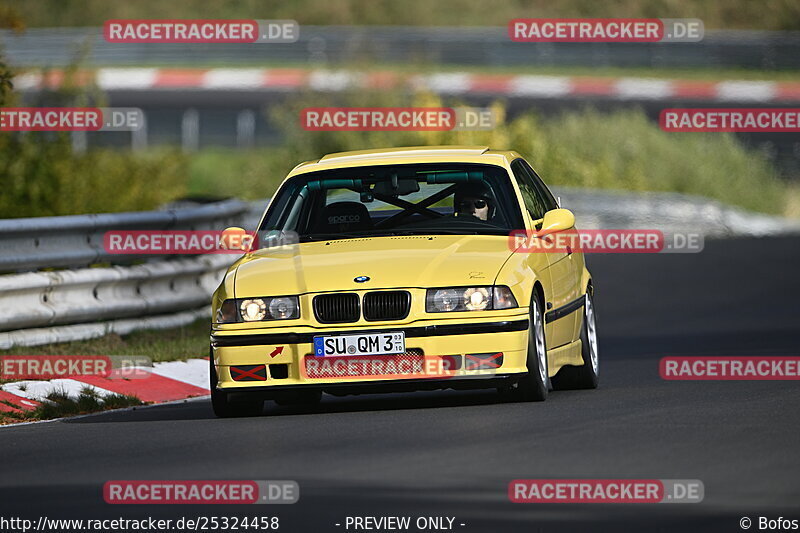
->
xmin=233 ymin=235 xmax=514 ymax=296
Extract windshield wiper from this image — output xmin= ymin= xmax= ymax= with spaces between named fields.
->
xmin=301 ymin=231 xmax=410 ymax=242
xmin=300 ymin=228 xmax=507 ymax=242
xmin=300 ymin=233 xmax=365 ymax=242
xmin=389 ymin=228 xmax=509 ymax=236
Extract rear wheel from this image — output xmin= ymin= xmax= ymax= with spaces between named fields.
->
xmin=209 ymin=351 xmax=264 ymax=418
xmin=552 ymin=291 xmax=599 ymax=390
xmin=500 ymin=293 xmax=549 ymax=402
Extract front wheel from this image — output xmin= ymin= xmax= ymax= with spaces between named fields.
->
xmin=552 ymin=291 xmax=599 ymax=390
xmin=500 ymin=295 xmax=549 ymax=402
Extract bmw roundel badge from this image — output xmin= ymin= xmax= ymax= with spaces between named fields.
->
xmin=354 ymin=275 xmax=370 ymax=283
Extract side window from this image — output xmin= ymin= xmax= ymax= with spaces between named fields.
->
xmin=521 ymin=160 xmax=559 ymax=212
xmin=260 ymin=180 xmax=306 ymax=232
xmin=511 ymin=159 xmax=548 ymax=220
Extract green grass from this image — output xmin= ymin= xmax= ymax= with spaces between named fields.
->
xmin=0 ymin=320 xmax=207 ymax=424
xmin=34 ymin=387 xmax=142 ymax=419
xmin=0 ymin=319 xmax=211 ymax=362
xmin=0 ymin=387 xmax=142 ymax=424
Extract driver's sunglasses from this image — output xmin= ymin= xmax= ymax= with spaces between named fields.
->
xmin=458 ymin=199 xmax=487 ymax=210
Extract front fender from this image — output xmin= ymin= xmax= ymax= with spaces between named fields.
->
xmin=494 ymin=251 xmax=549 ymax=308
xmin=211 ymin=266 xmax=238 ymax=321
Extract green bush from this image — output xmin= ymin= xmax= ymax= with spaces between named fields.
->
xmin=187 ymin=147 xmax=288 ymax=201
xmin=0 ymin=51 xmax=189 ymax=218
xmin=0 ymin=134 xmax=188 ymax=218
xmin=506 ymin=108 xmax=786 ymax=214
xmin=197 ymin=91 xmax=786 ymax=215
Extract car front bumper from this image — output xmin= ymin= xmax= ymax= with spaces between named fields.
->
xmin=211 ymin=315 xmax=530 ymax=395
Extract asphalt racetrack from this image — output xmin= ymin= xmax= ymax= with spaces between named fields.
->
xmin=2 ymin=236 xmax=799 ymax=532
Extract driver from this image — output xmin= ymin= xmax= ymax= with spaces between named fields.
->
xmin=453 ymin=182 xmax=495 ymax=221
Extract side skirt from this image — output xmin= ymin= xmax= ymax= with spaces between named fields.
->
xmin=547 ymin=339 xmax=584 ymax=377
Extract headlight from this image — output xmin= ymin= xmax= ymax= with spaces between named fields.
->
xmin=240 ymin=298 xmax=267 ymax=321
xmin=268 ymin=297 xmax=298 ymax=319
xmin=216 ymin=296 xmax=300 ymax=323
xmin=430 ymin=288 xmax=462 ymax=312
xmin=464 ymin=287 xmax=490 ymax=310
xmin=426 ymin=286 xmax=518 ymax=312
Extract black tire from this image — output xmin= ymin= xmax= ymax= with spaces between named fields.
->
xmin=499 ymin=292 xmax=549 ymax=402
xmin=552 ymin=292 xmax=599 ymax=390
xmin=209 ymin=352 xmax=264 ymax=418
xmin=274 ymin=390 xmax=322 ymax=407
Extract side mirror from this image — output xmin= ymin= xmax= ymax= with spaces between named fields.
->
xmin=219 ymin=227 xmax=253 ymax=252
xmin=539 ymin=209 xmax=575 ymax=235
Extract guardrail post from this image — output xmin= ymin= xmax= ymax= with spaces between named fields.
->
xmin=181 ymin=108 xmax=199 ymax=153
xmin=71 ymin=130 xmax=87 ymax=153
xmin=236 ymin=109 xmax=256 ymax=149
xmin=132 ymin=111 xmax=148 ymax=151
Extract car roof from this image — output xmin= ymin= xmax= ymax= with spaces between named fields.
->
xmin=287 ymin=146 xmax=520 ymax=177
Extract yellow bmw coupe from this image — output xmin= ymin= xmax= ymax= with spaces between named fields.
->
xmin=210 ymin=146 xmax=598 ymax=416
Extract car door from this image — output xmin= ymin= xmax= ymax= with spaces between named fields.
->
xmin=511 ymin=159 xmax=578 ymax=348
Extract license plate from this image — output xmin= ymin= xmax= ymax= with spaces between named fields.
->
xmin=313 ymin=332 xmax=405 ymax=357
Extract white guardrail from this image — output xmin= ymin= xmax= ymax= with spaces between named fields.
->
xmin=0 ymin=191 xmax=797 ymax=349
xmin=0 ymin=199 xmax=265 ymax=349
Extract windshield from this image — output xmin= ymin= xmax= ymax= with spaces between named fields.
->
xmin=259 ymin=163 xmax=524 ymax=242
